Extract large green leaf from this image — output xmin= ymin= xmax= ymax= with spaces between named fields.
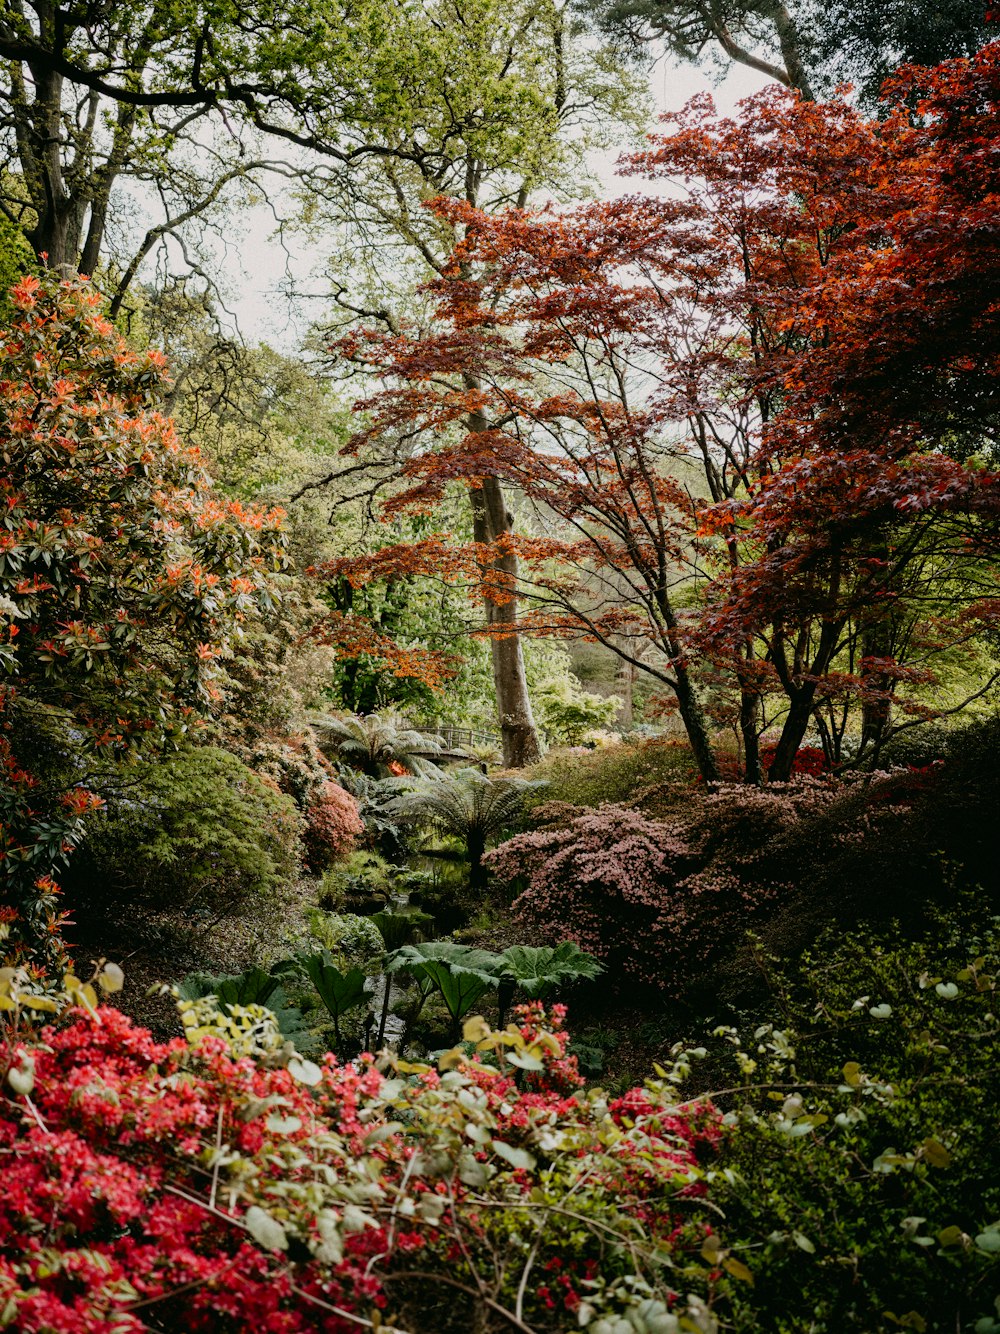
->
xmin=500 ymin=941 xmax=604 ymax=999
xmin=178 ymin=966 xmax=283 ymax=1011
xmin=300 ymin=952 xmax=370 ymax=1020
xmin=387 ymin=941 xmax=504 ymax=1023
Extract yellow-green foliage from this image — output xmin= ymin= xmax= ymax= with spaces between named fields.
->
xmin=74 ymin=746 xmax=304 ymax=913
xmin=524 ymin=737 xmax=695 ymax=813
xmin=177 ymin=996 xmax=285 ymax=1057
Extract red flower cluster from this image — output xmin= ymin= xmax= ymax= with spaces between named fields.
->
xmin=759 ymin=743 xmax=830 ymax=778
xmin=0 ymin=1002 xmax=722 ymax=1332
xmin=0 ymin=1009 xmax=388 ymax=1332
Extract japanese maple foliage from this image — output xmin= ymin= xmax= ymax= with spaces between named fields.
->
xmin=0 ymin=274 xmax=286 ymax=967
xmin=330 ymin=44 xmax=1000 ymax=782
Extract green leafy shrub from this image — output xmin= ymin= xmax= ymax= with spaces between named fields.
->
xmin=499 ymin=941 xmax=604 ymax=998
xmin=387 ymin=940 xmax=506 ymax=1037
xmin=298 ymin=950 xmax=370 ymax=1050
xmin=534 ymin=678 xmax=621 ymax=745
xmin=668 ymin=907 xmax=1000 ymax=1332
xmin=306 ymin=909 xmax=384 ymax=967
xmin=68 ymin=746 xmax=304 ymax=921
xmin=334 ymin=770 xmax=410 ymax=860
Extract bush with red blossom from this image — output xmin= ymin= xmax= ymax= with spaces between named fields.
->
xmin=0 ymin=979 xmax=725 ymax=1333
xmin=760 ymin=743 xmax=830 ymax=778
xmin=302 ymin=781 xmax=365 ymax=872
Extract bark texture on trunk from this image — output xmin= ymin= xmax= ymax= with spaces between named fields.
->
xmin=766 ymin=685 xmax=816 ymax=782
xmin=651 ymin=579 xmax=721 ymax=784
xmin=673 ymin=664 xmax=721 ymax=785
xmin=470 ymin=475 xmax=542 ymax=769
xmin=613 ymin=649 xmax=636 ymax=728
xmin=739 ymin=659 xmax=763 ymax=786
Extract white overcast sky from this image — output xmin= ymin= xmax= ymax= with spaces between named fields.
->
xmin=222 ymin=55 xmax=770 ymax=350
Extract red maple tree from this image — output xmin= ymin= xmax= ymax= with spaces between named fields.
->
xmin=326 ymin=44 xmax=1000 ymax=782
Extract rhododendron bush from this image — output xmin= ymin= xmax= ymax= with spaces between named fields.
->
xmin=303 ymin=781 xmax=365 ymax=872
xmin=0 ymin=977 xmax=725 ymax=1333
xmin=0 ymin=274 xmax=286 ymax=968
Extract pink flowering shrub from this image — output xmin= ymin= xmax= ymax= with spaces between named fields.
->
xmin=303 ymin=780 xmax=365 ymax=872
xmin=0 ymin=991 xmax=724 ymax=1333
xmin=489 ymin=782 xmax=843 ymax=990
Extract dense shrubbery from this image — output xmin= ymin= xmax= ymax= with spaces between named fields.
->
xmin=669 ymin=908 xmax=1000 ymax=1332
xmin=0 ymin=985 xmax=723 ymax=1334
xmin=388 ymin=768 xmax=541 ymax=889
xmin=4 ymin=40 xmax=1000 ymax=1334
xmin=489 ymin=782 xmax=839 ymax=990
xmin=4 ymin=911 xmax=997 ymax=1333
xmin=66 ymin=747 xmax=303 ymax=922
xmin=317 ymin=849 xmax=395 ymax=912
xmin=533 ymin=679 xmax=621 ymax=745
xmin=306 ymin=909 xmax=384 ymax=966
xmin=490 ymin=719 xmax=1000 ymax=995
xmin=302 ymin=781 xmax=365 ymax=872
xmin=0 ymin=275 xmax=285 ymax=968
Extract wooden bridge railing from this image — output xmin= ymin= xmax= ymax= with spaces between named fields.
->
xmin=408 ymin=722 xmax=500 ymax=753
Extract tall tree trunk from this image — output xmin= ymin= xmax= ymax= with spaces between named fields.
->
xmin=859 ymin=621 xmax=893 ymax=763
xmin=470 ymin=477 xmax=542 ymax=768
xmin=614 ymin=648 xmax=635 ymax=727
xmin=767 ymin=684 xmax=816 ymax=781
xmin=652 ymin=580 xmax=720 ymax=783
xmin=673 ymin=663 xmax=721 ymax=784
xmin=464 ymin=383 xmax=541 ymax=769
xmin=767 ymin=557 xmax=844 ymax=781
xmin=763 ymin=0 xmax=816 ymax=98
xmin=738 ymin=652 xmax=763 ymax=786
xmin=20 ymin=63 xmax=75 ymax=271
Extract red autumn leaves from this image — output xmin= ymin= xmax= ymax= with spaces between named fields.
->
xmin=327 ymin=44 xmax=1000 ymax=779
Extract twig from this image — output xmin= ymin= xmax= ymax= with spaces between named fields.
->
xmin=381 ymin=1271 xmax=538 ymax=1333
xmin=209 ymin=1102 xmax=225 ymax=1212
xmin=514 ymin=1230 xmax=543 ymax=1327
xmin=123 ymin=1257 xmax=242 ymax=1312
xmin=287 ymin=1284 xmax=379 ymax=1328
